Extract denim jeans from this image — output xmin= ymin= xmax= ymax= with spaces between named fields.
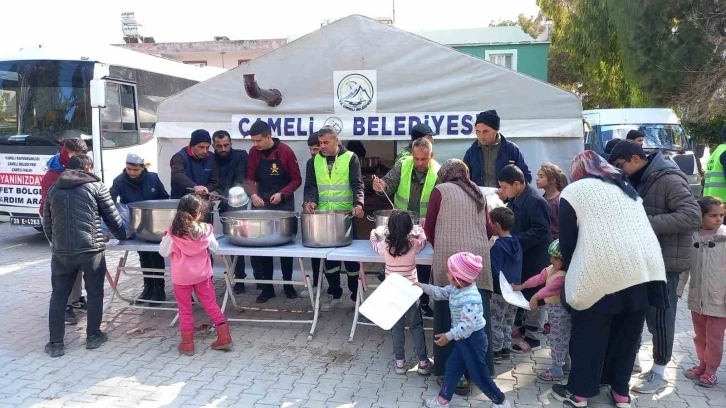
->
xmin=439 ymin=329 xmax=505 ymax=404
xmin=392 ymin=300 xmax=428 ymax=361
xmin=49 ymin=252 xmax=107 ymax=343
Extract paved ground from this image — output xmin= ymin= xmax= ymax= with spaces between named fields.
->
xmin=0 ymin=222 xmax=724 ymax=408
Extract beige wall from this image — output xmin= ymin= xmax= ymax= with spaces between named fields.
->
xmin=164 ymin=51 xmax=265 ymax=69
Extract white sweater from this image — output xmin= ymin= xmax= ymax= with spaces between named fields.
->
xmin=561 ymin=178 xmax=666 ymax=310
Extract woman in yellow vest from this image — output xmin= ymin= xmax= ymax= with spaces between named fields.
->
xmin=703 ymin=126 xmax=726 ymax=207
xmin=374 ymin=138 xmax=439 ymax=316
xmin=303 ymin=127 xmax=365 ymax=311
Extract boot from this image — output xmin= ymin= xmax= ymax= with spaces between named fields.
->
xmin=211 ymin=323 xmax=232 ymax=350
xmin=135 ymin=278 xmax=154 ymax=305
xmin=178 ymin=332 xmax=195 ymax=356
xmin=149 ymin=278 xmax=166 ymax=307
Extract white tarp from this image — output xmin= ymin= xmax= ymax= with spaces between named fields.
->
xmin=154 ymin=15 xmax=583 ymax=189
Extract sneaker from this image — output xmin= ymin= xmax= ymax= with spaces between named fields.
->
xmin=606 ymin=387 xmax=632 ymax=408
xmin=493 ymin=401 xmax=512 ymax=408
xmin=551 ymin=384 xmax=587 ymax=407
xmin=632 ymin=354 xmax=642 ymax=373
xmin=454 ymin=377 xmax=470 ymax=396
xmin=421 ymin=304 xmax=434 ymax=318
xmin=255 ymin=291 xmax=276 ymax=304
xmin=493 ymin=350 xmax=503 ymax=364
xmin=85 ymin=332 xmax=108 ymax=350
xmin=44 ymin=342 xmax=64 ymax=358
xmin=395 ymin=359 xmax=407 ymax=375
xmin=300 ymin=287 xmax=317 ymax=297
xmin=631 ymin=371 xmax=667 ymax=394
xmin=64 ymin=305 xmax=78 ymax=325
xmin=233 ymin=282 xmax=246 ymax=294
xmin=417 ymin=359 xmax=433 ymax=375
xmin=424 ymin=397 xmax=449 ymax=407
xmin=71 ymin=296 xmax=87 ymax=311
xmin=320 ymin=296 xmax=342 ymax=312
xmin=284 ymin=285 xmax=298 ymax=299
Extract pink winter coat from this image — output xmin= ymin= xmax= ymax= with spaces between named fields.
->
xmin=159 ymin=223 xmax=218 ymax=286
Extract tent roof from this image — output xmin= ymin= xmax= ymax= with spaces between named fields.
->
xmin=157 ymin=15 xmax=581 ymax=136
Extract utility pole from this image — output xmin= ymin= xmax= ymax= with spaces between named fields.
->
xmin=392 ymin=0 xmax=396 ymax=25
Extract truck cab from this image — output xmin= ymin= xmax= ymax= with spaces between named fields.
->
xmin=583 ymin=108 xmax=705 ymax=197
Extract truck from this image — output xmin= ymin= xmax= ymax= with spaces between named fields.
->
xmin=583 ymin=108 xmax=705 ymax=197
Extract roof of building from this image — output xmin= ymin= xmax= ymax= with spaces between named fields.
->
xmin=413 ymin=26 xmax=547 ymax=46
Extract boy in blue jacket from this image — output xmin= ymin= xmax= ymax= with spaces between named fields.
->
xmin=110 ymin=153 xmax=170 ymax=306
xmin=488 ymin=207 xmax=523 ymax=363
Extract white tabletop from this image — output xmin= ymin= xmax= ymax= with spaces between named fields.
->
xmin=215 ymin=238 xmax=334 ymax=259
xmin=326 ymin=240 xmax=434 ymax=265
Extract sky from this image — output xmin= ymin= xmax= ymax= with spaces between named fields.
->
xmin=1 ymin=0 xmax=539 ymax=55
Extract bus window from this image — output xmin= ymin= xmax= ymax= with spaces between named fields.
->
xmin=101 ymin=82 xmax=139 ymax=148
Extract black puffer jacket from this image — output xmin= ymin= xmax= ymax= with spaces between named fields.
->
xmin=42 ymin=170 xmax=127 ymax=255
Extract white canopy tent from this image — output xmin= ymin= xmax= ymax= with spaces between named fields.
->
xmin=154 ymin=15 xmax=583 ymax=200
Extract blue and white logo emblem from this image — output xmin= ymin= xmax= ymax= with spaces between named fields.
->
xmin=323 ymin=117 xmax=344 ymax=133
xmin=337 ymin=74 xmax=374 ymax=112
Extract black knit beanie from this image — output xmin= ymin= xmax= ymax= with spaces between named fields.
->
xmin=475 ymin=110 xmax=500 ymax=130
xmin=249 ymin=120 xmax=271 ymax=137
xmin=190 ymin=129 xmax=211 ymax=146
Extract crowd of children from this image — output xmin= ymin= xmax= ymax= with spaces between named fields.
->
xmin=156 ymin=154 xmax=725 ymax=407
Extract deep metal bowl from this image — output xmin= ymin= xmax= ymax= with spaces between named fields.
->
xmin=367 ymin=209 xmax=418 ymax=229
xmin=128 ymin=199 xmax=213 ymax=242
xmin=301 ymin=210 xmax=353 ymax=248
xmin=220 ymin=210 xmax=298 ymax=247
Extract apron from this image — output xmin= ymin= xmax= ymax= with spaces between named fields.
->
xmin=254 ymin=150 xmax=295 ymax=211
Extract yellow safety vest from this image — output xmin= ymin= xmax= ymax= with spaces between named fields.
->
xmin=394 ymin=157 xmax=440 ymax=216
xmin=704 ymin=144 xmax=726 ymax=200
xmin=314 ymin=152 xmax=354 ymax=211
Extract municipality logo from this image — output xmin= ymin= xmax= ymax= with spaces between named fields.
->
xmin=323 ymin=117 xmax=344 ymax=133
xmin=337 ymin=74 xmax=374 ymax=112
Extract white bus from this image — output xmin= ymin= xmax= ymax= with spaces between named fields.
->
xmin=0 ymin=44 xmax=224 ymax=229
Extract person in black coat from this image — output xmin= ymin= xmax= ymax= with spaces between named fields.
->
xmin=498 ymin=164 xmax=552 ymax=353
xmin=212 ymin=130 xmax=253 ymax=294
xmin=110 ymin=153 xmax=170 ymax=306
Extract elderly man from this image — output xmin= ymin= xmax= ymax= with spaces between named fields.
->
xmin=303 ymin=127 xmax=365 ymax=311
xmin=43 ymin=154 xmax=127 ymax=357
xmin=395 ymin=123 xmax=436 ymax=164
xmin=374 ymin=138 xmax=439 ymax=316
xmin=703 ymin=126 xmax=726 ymax=205
xmin=609 ymin=141 xmax=701 ymax=393
xmin=463 ymin=110 xmax=531 ymax=188
xmin=170 ymin=129 xmax=218 ymax=199
xmin=212 ymin=130 xmax=252 ymax=294
xmin=110 ymin=153 xmax=169 ymax=306
xmin=246 ymin=120 xmax=302 ymax=303
xmin=40 ymin=137 xmax=89 ymax=325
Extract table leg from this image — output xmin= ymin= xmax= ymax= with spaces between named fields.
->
xmin=222 ymin=255 xmax=239 ymax=310
xmin=309 ymin=258 xmax=325 ymax=341
xmin=348 ymin=283 xmax=363 ymax=342
xmin=103 ymin=252 xmax=128 ymax=315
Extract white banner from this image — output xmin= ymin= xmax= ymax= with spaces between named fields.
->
xmin=0 ymin=153 xmax=52 ymax=207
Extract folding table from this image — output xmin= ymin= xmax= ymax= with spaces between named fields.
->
xmin=325 ymin=240 xmax=434 ymax=342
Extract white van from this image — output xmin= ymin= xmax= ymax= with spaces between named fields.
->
xmin=583 ymin=108 xmax=704 ymax=197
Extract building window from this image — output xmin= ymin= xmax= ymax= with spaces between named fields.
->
xmin=484 ymin=49 xmax=518 ymax=71
xmin=238 ymin=59 xmax=251 ymax=65
xmin=183 ymin=61 xmax=207 ymax=67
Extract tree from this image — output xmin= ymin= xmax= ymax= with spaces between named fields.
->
xmin=489 ymin=12 xmax=547 ymax=39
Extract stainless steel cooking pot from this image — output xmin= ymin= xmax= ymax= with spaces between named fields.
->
xmin=129 ymin=199 xmax=214 ymax=242
xmin=301 ymin=211 xmax=353 ymax=248
xmin=220 ymin=210 xmax=297 ymax=247
xmin=367 ymin=209 xmax=418 ymax=229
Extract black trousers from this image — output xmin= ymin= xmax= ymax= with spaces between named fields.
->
xmin=417 ymin=265 xmax=431 ymax=305
xmin=567 ymin=307 xmax=646 ymax=398
xmin=311 ymin=258 xmax=321 ymax=286
xmin=49 ymin=252 xmax=106 ymax=343
xmin=251 ymin=256 xmax=293 ymax=295
xmin=644 ymin=272 xmax=679 ymax=365
xmin=138 ymin=251 xmax=166 ymax=284
xmin=433 ymin=289 xmax=494 ymax=377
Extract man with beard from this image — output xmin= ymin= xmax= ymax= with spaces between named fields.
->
xmin=212 ymin=130 xmax=253 ymax=294
xmin=110 ymin=153 xmax=169 ymax=305
xmin=170 ymin=129 xmax=219 ymax=199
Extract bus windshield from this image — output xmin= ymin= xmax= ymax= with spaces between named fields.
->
xmin=599 ymin=124 xmax=689 ymax=151
xmin=0 ymin=60 xmax=94 ymax=146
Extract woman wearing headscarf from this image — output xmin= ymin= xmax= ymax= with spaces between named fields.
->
xmin=551 ymin=151 xmax=668 ymax=407
xmin=423 ymin=159 xmax=494 ymax=394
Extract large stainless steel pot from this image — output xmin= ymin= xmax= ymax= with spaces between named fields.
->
xmin=367 ymin=209 xmax=418 ymax=228
xmin=220 ymin=210 xmax=297 ymax=247
xmin=129 ymin=199 xmax=214 ymax=242
xmin=301 ymin=211 xmax=353 ymax=248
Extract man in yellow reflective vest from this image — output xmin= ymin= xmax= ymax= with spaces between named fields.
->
xmin=395 ymin=123 xmax=436 ymax=164
xmin=704 ymin=126 xmax=726 ymax=208
xmin=303 ymin=127 xmax=365 ymax=311
xmin=373 ymin=138 xmax=439 ymax=317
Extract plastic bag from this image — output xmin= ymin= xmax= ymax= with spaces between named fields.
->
xmin=101 ymin=203 xmax=135 ymax=240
